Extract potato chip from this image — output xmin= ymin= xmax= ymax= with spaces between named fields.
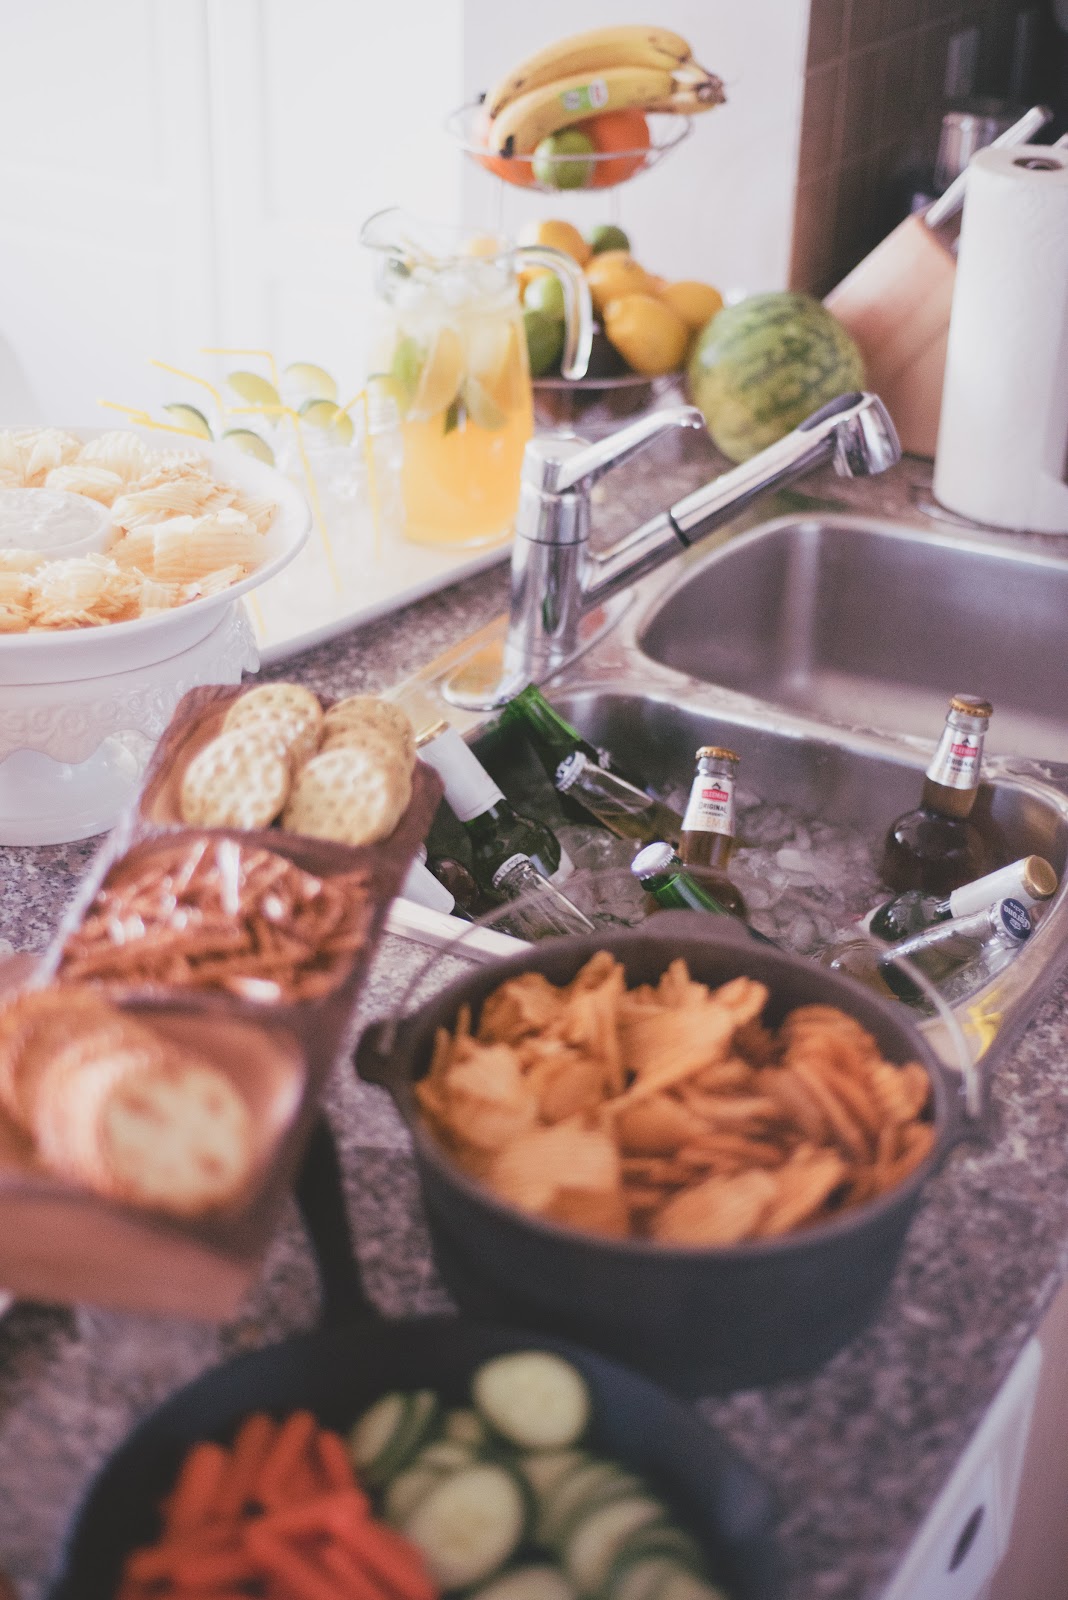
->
xmin=45 ymin=463 xmax=125 ymax=505
xmin=78 ymin=431 xmax=156 ymax=482
xmin=152 ymin=513 xmax=261 ymax=583
xmin=652 ymin=1169 xmax=780 ymax=1246
xmin=22 ymin=428 xmax=82 ymax=486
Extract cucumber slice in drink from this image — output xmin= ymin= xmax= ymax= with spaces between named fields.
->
xmin=472 ymin=1351 xmax=591 ymax=1450
xmin=221 ymin=428 xmax=275 ymax=465
xmin=401 ymin=1461 xmax=528 ymax=1590
xmin=162 ymin=403 xmax=213 ymax=440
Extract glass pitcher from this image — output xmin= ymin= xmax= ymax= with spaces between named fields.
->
xmin=361 ymin=208 xmax=592 ymax=550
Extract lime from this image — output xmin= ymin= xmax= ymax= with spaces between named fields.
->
xmin=463 ymin=376 xmax=507 ymax=431
xmin=524 ymin=310 xmax=565 ymax=378
xmin=284 ymin=361 xmax=338 ymax=402
xmin=299 ymin=398 xmax=355 ymax=445
xmin=391 ymin=336 xmax=425 ymax=401
xmin=410 ymin=325 xmax=464 ymax=420
xmin=532 ymin=128 xmax=596 ymax=190
xmin=163 ymin=403 xmax=213 ymax=440
xmin=523 ymin=274 xmax=566 ymax=322
xmin=226 ymin=370 xmax=281 ymax=408
xmin=222 ymin=428 xmax=275 ymax=465
xmin=366 ymin=372 xmax=410 ymax=419
xmin=587 ymin=223 xmax=631 ymax=255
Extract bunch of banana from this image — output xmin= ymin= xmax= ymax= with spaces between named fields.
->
xmin=483 ymin=25 xmax=725 ymax=157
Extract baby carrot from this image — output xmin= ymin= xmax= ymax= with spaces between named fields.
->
xmin=162 ymin=1441 xmax=230 ymax=1534
xmin=316 ymin=1429 xmax=359 ymax=1495
xmin=244 ymin=1524 xmax=351 ymax=1600
xmin=344 ymin=1519 xmax=437 ymax=1600
xmin=216 ymin=1411 xmax=277 ymax=1519
xmin=257 ymin=1487 xmax=369 ymax=1541
xmin=318 ymin=1538 xmax=392 ymax=1600
xmin=253 ymin=1410 xmax=318 ymax=1508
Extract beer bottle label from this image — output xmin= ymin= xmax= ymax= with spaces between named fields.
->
xmin=925 ymin=725 xmax=984 ymax=790
xmin=682 ymin=772 xmax=736 ymax=836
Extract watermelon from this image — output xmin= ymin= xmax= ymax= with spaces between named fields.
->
xmin=687 ymin=291 xmax=865 ymax=463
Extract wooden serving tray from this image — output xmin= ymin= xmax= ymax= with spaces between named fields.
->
xmin=0 ymin=684 xmax=443 ymax=1319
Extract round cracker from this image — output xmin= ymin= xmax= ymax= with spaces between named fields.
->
xmin=283 ymin=746 xmax=411 ymax=847
xmin=0 ymin=986 xmax=137 ymax=1131
xmin=180 ymin=729 xmax=291 ymax=830
xmin=322 ymin=696 xmax=415 ymax=766
xmin=320 ymin=720 xmax=415 ymax=774
xmin=224 ymin=682 xmax=324 ymax=765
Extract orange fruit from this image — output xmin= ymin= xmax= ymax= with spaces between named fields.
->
xmin=602 ymin=294 xmax=690 ymax=376
xmin=584 ymin=251 xmax=655 ymax=316
xmin=473 ymin=107 xmax=534 ymax=188
xmin=575 ymin=109 xmax=652 ymax=189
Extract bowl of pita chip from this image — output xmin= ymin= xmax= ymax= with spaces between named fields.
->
xmin=355 ymin=911 xmax=960 ymax=1391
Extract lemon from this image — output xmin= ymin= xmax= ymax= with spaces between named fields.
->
xmin=163 ymin=403 xmax=213 ymax=440
xmin=602 ymin=294 xmax=690 ymax=377
xmin=518 ymin=218 xmax=591 ymax=267
xmin=226 ymin=370 xmax=281 ymax=408
xmin=410 ymin=325 xmax=465 ymax=420
xmin=221 ymin=428 xmax=275 ymax=464
xmin=584 ymin=252 xmax=655 ymax=317
xmin=299 ymin=398 xmax=355 ymax=445
xmin=657 ymin=281 xmax=724 ymax=332
xmin=284 ymin=361 xmax=338 ymax=402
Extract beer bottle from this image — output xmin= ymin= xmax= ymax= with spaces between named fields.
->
xmin=866 ymin=855 xmax=1057 ymax=942
xmin=679 ymin=746 xmax=747 ymax=917
xmin=491 ymin=854 xmax=596 ymax=940
xmin=418 ymin=720 xmax=571 ymax=897
xmin=878 ymin=896 xmax=1032 ymax=1004
xmin=400 ymin=847 xmax=473 ymax=921
xmin=631 ymin=843 xmax=778 ymax=945
xmin=503 ymin=683 xmax=650 ymax=794
xmin=554 ymin=752 xmax=683 ymax=845
xmin=880 ymin=696 xmax=996 ymax=895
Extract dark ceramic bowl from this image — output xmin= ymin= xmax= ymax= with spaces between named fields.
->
xmin=355 ymin=914 xmax=963 ymax=1393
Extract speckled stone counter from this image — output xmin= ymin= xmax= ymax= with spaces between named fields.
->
xmin=2 ymin=439 xmax=1068 ymax=1600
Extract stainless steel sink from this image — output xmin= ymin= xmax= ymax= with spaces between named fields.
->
xmin=401 ymin=499 xmax=1068 ymax=1071
xmin=640 ymin=513 xmax=1068 ymax=762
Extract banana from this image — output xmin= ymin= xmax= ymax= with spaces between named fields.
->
xmin=484 ymin=26 xmax=693 ymax=120
xmin=489 ymin=65 xmax=676 ymax=156
xmin=644 ymin=76 xmax=728 ymax=116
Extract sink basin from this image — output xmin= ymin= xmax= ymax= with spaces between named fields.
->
xmin=640 ymin=514 xmax=1068 ymax=762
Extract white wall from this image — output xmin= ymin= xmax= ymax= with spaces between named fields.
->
xmin=0 ymin=0 xmax=806 ymax=424
xmin=461 ymin=0 xmax=810 ymax=298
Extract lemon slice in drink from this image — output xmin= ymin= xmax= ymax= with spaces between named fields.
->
xmin=462 ymin=377 xmax=507 ymax=431
xmin=410 ymin=326 xmax=464 ymax=421
xmin=221 ymin=428 xmax=275 ymax=465
xmin=299 ymin=398 xmax=355 ymax=445
xmin=284 ymin=362 xmax=338 ymax=402
xmin=465 ymin=322 xmax=524 ymax=425
xmin=162 ymin=403 xmax=213 ymax=440
xmin=226 ymin=370 xmax=281 ymax=408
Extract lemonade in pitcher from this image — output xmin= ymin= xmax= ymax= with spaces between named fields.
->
xmin=362 ymin=210 xmax=591 ymax=549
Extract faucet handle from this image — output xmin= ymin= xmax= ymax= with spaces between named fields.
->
xmin=522 ymin=406 xmax=705 ymax=497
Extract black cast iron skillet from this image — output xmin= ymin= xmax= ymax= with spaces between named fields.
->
xmin=48 ymin=1120 xmax=783 ymax=1600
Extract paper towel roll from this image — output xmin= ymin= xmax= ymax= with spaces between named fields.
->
xmin=934 ymin=144 xmax=1068 ymax=532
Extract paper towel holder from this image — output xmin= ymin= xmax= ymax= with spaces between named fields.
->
xmin=1012 ymin=154 xmax=1063 ymax=170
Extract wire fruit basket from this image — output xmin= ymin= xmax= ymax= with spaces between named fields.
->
xmin=446 ymin=103 xmax=692 ymax=193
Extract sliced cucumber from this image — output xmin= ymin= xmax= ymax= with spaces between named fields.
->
xmin=604 ymin=1525 xmax=706 ymax=1583
xmin=350 ymin=1392 xmax=409 ymax=1481
xmin=519 ymin=1448 xmax=588 ymax=1503
xmin=402 ymin=1462 xmax=528 ymax=1590
xmin=471 ymin=1565 xmax=577 ymax=1600
xmin=563 ymin=1498 xmax=667 ymax=1596
xmin=473 ymin=1351 xmax=591 ymax=1450
xmin=385 ymin=1463 xmax=444 ymax=1526
xmin=418 ymin=1440 xmax=478 ymax=1472
xmin=608 ymin=1557 xmax=693 ymax=1600
xmin=350 ymin=1389 xmax=440 ymax=1488
xmin=539 ymin=1461 xmax=645 ymax=1549
xmin=443 ymin=1407 xmax=492 ymax=1449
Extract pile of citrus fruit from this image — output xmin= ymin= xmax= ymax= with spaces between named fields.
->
xmin=519 ymin=219 xmax=723 ymax=382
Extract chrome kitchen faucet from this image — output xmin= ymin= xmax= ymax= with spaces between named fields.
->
xmin=444 ymin=391 xmax=901 ymax=711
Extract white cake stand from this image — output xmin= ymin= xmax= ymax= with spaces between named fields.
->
xmin=0 ymin=430 xmax=311 ymax=844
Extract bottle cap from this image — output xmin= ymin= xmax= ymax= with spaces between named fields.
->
xmin=696 ymin=746 xmax=741 ymax=762
xmin=1023 ymin=856 xmax=1058 ymax=899
xmin=949 ymin=695 xmax=993 ymax=719
xmin=631 ymin=841 xmax=678 ymax=880
xmin=995 ymin=897 xmax=1032 ymax=941
xmin=414 ymin=716 xmax=450 ymax=748
xmin=555 ymin=751 xmax=588 ymax=792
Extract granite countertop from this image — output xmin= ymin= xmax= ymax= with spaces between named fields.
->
xmin=2 ymin=438 xmax=1068 ymax=1600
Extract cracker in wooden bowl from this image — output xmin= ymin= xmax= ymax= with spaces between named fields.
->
xmin=283 ymin=746 xmax=411 ymax=848
xmin=223 ymin=682 xmax=324 ymax=766
xmin=179 ymin=728 xmax=291 ymax=830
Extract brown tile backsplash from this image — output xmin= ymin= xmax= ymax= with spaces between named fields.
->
xmin=790 ymin=0 xmax=1022 ymax=296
